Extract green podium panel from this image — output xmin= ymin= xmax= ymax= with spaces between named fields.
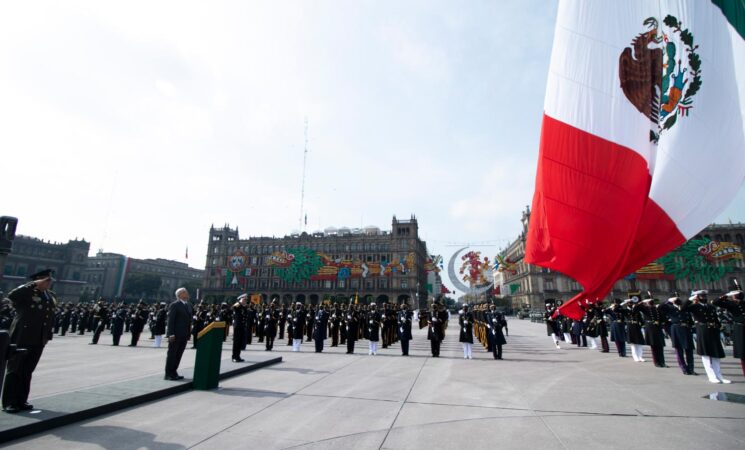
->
xmin=193 ymin=321 xmax=226 ymax=390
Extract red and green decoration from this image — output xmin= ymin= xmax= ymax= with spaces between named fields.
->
xmin=630 ymin=238 xmax=743 ymax=284
xmin=273 ymin=247 xmax=324 ymax=284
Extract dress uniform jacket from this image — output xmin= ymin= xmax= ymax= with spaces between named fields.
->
xmin=713 ymin=296 xmax=745 ymax=359
xmin=686 ymin=301 xmax=725 ymax=358
xmin=459 ymin=311 xmax=474 ymax=343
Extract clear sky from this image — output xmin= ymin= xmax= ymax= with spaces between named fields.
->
xmin=2 ymin=1 xmax=744 ymax=297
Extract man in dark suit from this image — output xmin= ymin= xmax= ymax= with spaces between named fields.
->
xmin=164 ymin=287 xmax=193 ymax=380
xmin=2 ymin=269 xmax=57 ymax=413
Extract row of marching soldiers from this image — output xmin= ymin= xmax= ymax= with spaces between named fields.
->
xmin=212 ymin=296 xmax=418 ymax=362
xmin=463 ymin=303 xmax=508 ymax=360
xmin=544 ymin=285 xmax=745 ymax=385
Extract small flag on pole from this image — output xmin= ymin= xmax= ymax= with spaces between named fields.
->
xmin=185 ymin=246 xmax=189 ymax=259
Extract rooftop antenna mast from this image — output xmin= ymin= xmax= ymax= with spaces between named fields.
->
xmin=299 ymin=117 xmax=309 ymax=232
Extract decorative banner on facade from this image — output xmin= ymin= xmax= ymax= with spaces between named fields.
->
xmin=495 ymin=254 xmax=519 ymax=275
xmin=652 ymin=239 xmax=742 ymax=284
xmin=263 ymin=247 xmax=416 ymax=283
xmin=228 ymin=251 xmax=248 ymax=273
xmin=697 ymin=241 xmax=743 ymax=262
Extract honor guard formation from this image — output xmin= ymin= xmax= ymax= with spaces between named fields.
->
xmin=543 ymin=283 xmax=745 ymax=384
xmin=2 ymin=269 xmax=745 ymax=414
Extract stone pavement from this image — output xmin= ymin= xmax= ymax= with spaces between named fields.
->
xmin=2 ymin=318 xmax=745 ymax=449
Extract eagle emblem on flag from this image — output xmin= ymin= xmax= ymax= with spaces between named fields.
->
xmin=619 ymin=16 xmax=702 ymax=143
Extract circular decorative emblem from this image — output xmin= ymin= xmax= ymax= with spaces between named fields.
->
xmin=228 ymin=251 xmax=247 ymax=273
xmin=619 ymin=15 xmax=702 ymax=143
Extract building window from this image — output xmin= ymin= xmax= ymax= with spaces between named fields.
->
xmin=401 ymin=280 xmax=408 ymax=289
xmin=338 ymin=280 xmax=346 ymax=288
xmin=324 ymin=280 xmax=332 ymax=289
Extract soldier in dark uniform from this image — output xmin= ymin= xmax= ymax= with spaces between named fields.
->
xmin=714 ymin=285 xmax=745 ymax=377
xmin=660 ymin=295 xmax=696 ymax=375
xmin=459 ymin=304 xmax=474 ymax=359
xmin=129 ymin=300 xmax=149 ymax=347
xmin=397 ymin=303 xmax=413 ymax=356
xmin=191 ymin=301 xmax=207 ymax=348
xmin=639 ymin=296 xmax=667 ymax=367
xmin=329 ymin=303 xmax=341 ymax=347
xmin=685 ymin=290 xmax=730 ymax=383
xmin=278 ymin=303 xmax=288 ymax=340
xmin=245 ymin=303 xmax=256 ymax=347
xmin=90 ymin=299 xmax=110 ymax=345
xmin=77 ymin=304 xmax=89 ymax=335
xmin=486 ymin=304 xmax=507 ymax=359
xmin=291 ymin=302 xmax=306 ymax=352
xmin=428 ymin=302 xmax=448 ymax=357
xmin=153 ymin=302 xmax=167 ymax=348
xmin=604 ymin=299 xmax=628 ymax=357
xmin=70 ymin=305 xmax=79 ymax=333
xmin=59 ymin=304 xmax=72 ymax=336
xmin=256 ymin=304 xmax=265 ymax=344
xmin=111 ymin=303 xmax=127 ymax=346
xmin=366 ymin=303 xmax=382 ymax=355
xmin=544 ymin=299 xmax=561 ymax=348
xmin=2 ymin=269 xmax=57 ymax=413
xmin=627 ymin=297 xmax=646 ymax=362
xmin=345 ymin=304 xmax=359 ymax=354
xmin=305 ymin=305 xmax=315 ymax=342
xmin=231 ymin=295 xmax=248 ymax=362
xmin=264 ymin=302 xmax=278 ymax=351
xmin=313 ymin=305 xmax=329 ymax=353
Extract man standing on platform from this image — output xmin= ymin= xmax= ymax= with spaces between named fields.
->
xmin=164 ymin=288 xmax=193 ymax=380
xmin=2 ymin=269 xmax=57 ymax=413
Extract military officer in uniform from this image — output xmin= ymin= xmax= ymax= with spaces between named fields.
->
xmin=264 ymin=302 xmax=278 ymax=351
xmin=313 ymin=304 xmax=329 ymax=353
xmin=459 ymin=304 xmax=474 ymax=359
xmin=89 ymin=299 xmax=109 ymax=345
xmin=686 ymin=290 xmax=730 ymax=384
xmin=544 ymin=299 xmax=561 ymax=348
xmin=397 ymin=303 xmax=413 ymax=356
xmin=428 ymin=301 xmax=448 ymax=357
xmin=661 ymin=295 xmax=697 ymax=375
xmin=366 ymin=303 xmax=382 ymax=355
xmin=291 ymin=302 xmax=306 ymax=352
xmin=486 ymin=304 xmax=507 ymax=360
xmin=345 ymin=304 xmax=359 ymax=354
xmin=129 ymin=300 xmax=149 ymax=347
xmin=231 ymin=295 xmax=248 ymax=362
xmin=714 ymin=284 xmax=745 ymax=377
xmin=2 ymin=269 xmax=57 ymax=413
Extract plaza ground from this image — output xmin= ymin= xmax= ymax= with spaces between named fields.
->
xmin=2 ymin=317 xmax=745 ymax=449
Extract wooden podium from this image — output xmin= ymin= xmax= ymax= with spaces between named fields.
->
xmin=193 ymin=321 xmax=225 ymax=390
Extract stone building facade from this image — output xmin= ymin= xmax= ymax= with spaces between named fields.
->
xmin=1 ymin=235 xmax=89 ymax=302
xmin=497 ymin=207 xmax=745 ymax=310
xmin=201 ymin=215 xmax=430 ymax=307
xmin=82 ymin=251 xmax=204 ymax=301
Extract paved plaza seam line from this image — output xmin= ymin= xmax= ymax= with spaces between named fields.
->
xmin=378 ymin=356 xmax=429 ymax=450
xmin=538 ymin=414 xmax=570 ymax=450
xmin=185 ymin=356 xmax=364 ymax=450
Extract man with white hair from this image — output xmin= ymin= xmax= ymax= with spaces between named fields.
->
xmin=686 ymin=290 xmax=730 ymax=384
xmin=164 ymin=287 xmax=193 ymax=381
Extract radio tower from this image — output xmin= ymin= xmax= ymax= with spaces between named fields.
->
xmin=299 ymin=117 xmax=309 ymax=232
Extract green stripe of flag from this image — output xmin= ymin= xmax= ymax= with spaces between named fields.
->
xmin=713 ymin=0 xmax=745 ymax=40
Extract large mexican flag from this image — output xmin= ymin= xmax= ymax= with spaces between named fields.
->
xmin=526 ymin=0 xmax=745 ymax=319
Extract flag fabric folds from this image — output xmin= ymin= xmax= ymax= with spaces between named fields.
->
xmin=526 ymin=0 xmax=745 ymax=319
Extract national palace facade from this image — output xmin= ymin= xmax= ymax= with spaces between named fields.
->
xmin=496 ymin=207 xmax=745 ymax=310
xmin=201 ymin=216 xmax=431 ymax=307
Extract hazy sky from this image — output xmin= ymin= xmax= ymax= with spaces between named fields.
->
xmin=2 ymin=1 xmax=744 ymax=296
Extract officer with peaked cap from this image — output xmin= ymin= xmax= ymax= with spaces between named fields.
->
xmin=686 ymin=290 xmax=730 ymax=384
xmin=2 ymin=269 xmax=57 ymax=413
xmin=714 ymin=282 xmax=745 ymax=377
